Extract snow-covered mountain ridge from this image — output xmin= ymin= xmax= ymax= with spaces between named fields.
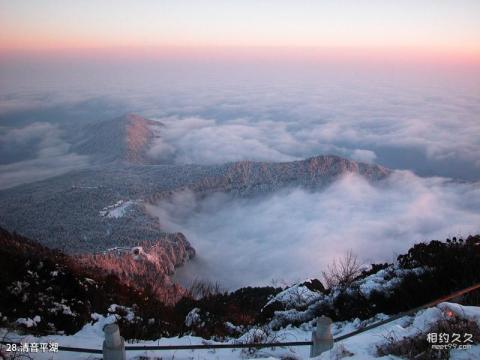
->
xmin=0 ymin=150 xmax=390 ymax=254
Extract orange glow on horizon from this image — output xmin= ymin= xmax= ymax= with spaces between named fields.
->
xmin=2 ymin=0 xmax=479 ymax=68
xmin=1 ymin=43 xmax=479 ymax=68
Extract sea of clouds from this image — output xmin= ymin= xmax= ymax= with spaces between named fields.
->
xmin=1 ymin=59 xmax=479 ymax=288
xmin=148 ymin=172 xmax=480 ymax=289
xmin=0 ymin=122 xmax=88 ymax=189
xmin=1 ymin=59 xmax=479 ymax=182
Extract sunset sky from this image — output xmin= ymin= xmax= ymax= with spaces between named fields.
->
xmin=1 ymin=0 xmax=479 ymax=62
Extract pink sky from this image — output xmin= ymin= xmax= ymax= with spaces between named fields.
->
xmin=0 ymin=0 xmax=479 ymax=66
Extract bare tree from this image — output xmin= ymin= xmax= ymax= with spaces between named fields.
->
xmin=186 ymin=278 xmax=225 ymax=300
xmin=322 ymin=250 xmax=364 ymax=289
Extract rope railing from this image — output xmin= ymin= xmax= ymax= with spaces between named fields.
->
xmin=2 ymin=282 xmax=480 ymax=358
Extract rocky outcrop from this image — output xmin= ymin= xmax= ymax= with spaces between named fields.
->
xmin=79 ymin=233 xmax=195 ymax=303
xmin=0 ymin=226 xmax=168 ymax=335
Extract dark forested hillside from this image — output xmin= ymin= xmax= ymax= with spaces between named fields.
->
xmin=0 ymin=227 xmax=172 ymax=335
xmin=2 ymin=227 xmax=480 ymax=342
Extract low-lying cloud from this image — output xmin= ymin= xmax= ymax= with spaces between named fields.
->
xmin=0 ymin=122 xmax=88 ymax=189
xmin=147 ymin=172 xmax=480 ymax=289
xmin=145 ymin=104 xmax=480 ymax=180
xmin=147 ymin=116 xmax=298 ymax=164
xmin=146 ymin=115 xmax=385 ymax=165
xmin=141 ymin=72 xmax=480 ymax=179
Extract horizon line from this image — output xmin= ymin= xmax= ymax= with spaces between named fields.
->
xmin=1 ymin=45 xmax=479 ymax=64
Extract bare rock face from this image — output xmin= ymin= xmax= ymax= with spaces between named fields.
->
xmin=79 ymin=233 xmax=195 ymax=303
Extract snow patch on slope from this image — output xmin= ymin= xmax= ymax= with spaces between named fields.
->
xmin=358 ymin=267 xmax=425 ymax=297
xmin=99 ymin=200 xmax=136 ymax=218
xmin=265 ymin=284 xmax=323 ymax=309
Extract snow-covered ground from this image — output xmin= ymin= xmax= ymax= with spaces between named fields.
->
xmin=99 ymin=200 xmax=136 ymax=218
xmin=317 ymin=302 xmax=480 ymax=360
xmin=265 ymin=282 xmax=323 ymax=309
xmin=2 ymin=302 xmax=479 ymax=359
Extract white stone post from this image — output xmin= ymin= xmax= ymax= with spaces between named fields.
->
xmin=310 ymin=315 xmax=334 ymax=358
xmin=103 ymin=323 xmax=127 ymax=360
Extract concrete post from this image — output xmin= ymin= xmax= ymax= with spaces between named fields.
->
xmin=103 ymin=323 xmax=127 ymax=360
xmin=310 ymin=315 xmax=334 ymax=358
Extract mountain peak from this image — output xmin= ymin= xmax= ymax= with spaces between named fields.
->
xmin=123 ymin=114 xmax=159 ymax=163
xmin=73 ymin=113 xmax=162 ymax=164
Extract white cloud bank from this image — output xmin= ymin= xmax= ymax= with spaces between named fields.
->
xmin=0 ymin=122 xmax=88 ymax=189
xmin=2 ymin=62 xmax=479 ymax=179
xmin=147 ymin=172 xmax=480 ymax=289
xmin=143 ymin=79 xmax=480 ymax=178
xmin=147 ymin=116 xmax=298 ymax=164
